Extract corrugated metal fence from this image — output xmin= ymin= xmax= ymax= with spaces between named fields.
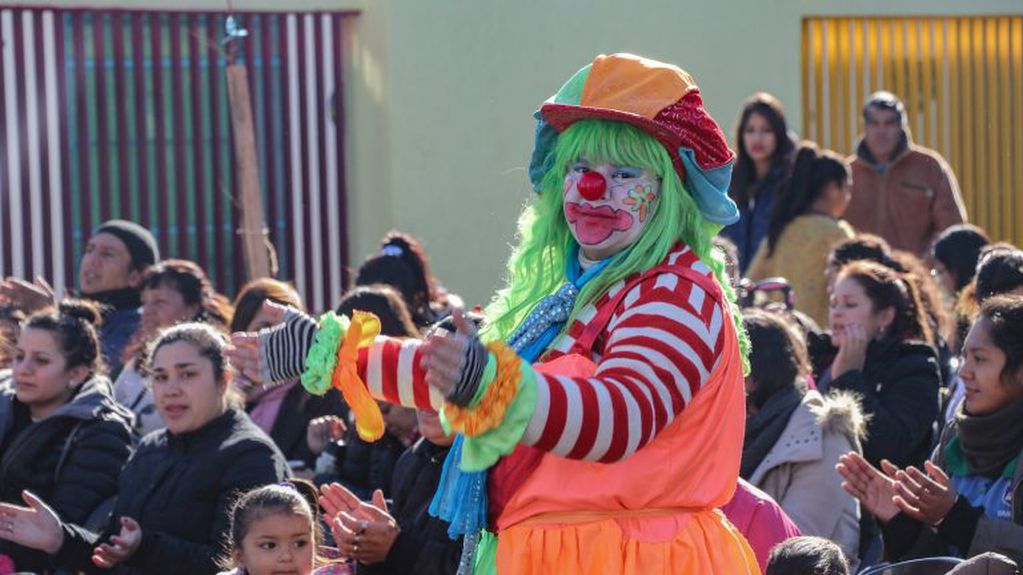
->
xmin=0 ymin=8 xmax=355 ymax=312
xmin=802 ymin=16 xmax=1023 ymax=247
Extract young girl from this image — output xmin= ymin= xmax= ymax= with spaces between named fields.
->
xmin=218 ymin=482 xmax=347 ymax=575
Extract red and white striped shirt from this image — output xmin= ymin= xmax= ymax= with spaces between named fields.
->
xmin=356 ymin=245 xmax=726 ymax=463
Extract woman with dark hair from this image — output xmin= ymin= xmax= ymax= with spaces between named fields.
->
xmin=838 ymin=295 xmax=1023 ymax=565
xmin=945 ymin=247 xmax=1023 ymax=423
xmin=931 ymin=224 xmax=990 ymax=297
xmin=722 ymin=92 xmax=797 ymax=272
xmin=114 ymin=259 xmax=234 ymax=435
xmin=825 ymin=236 xmax=954 ymax=387
xmin=355 ymin=232 xmax=462 ymax=330
xmin=233 ymin=279 xmax=345 ymax=473
xmin=827 ymin=260 xmax=941 ymax=469
xmin=741 ymin=308 xmax=864 ymax=569
xmin=746 ymin=145 xmax=855 ymax=325
xmin=0 ymin=323 xmax=289 ymax=575
xmin=0 ymin=300 xmax=133 ymax=573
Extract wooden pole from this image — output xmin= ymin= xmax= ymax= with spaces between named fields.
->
xmin=226 ymin=63 xmax=273 ymax=280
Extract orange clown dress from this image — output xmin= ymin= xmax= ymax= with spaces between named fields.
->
xmin=490 ymin=252 xmax=758 ymax=574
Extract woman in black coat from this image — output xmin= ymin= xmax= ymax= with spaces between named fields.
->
xmin=825 ymin=260 xmax=941 ymax=470
xmin=0 ymin=301 xmax=133 ymax=573
xmin=0 ymin=323 xmax=289 ymax=575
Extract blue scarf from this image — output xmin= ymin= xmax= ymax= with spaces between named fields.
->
xmin=429 ymin=245 xmax=611 ymax=573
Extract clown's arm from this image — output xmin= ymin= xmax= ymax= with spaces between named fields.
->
xmin=249 ymin=272 xmax=721 ymax=462
xmin=252 ymin=310 xmax=444 ymax=410
xmin=518 ymin=272 xmax=723 ymax=462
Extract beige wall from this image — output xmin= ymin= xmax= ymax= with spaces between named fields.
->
xmin=17 ymin=0 xmax=1023 ymax=307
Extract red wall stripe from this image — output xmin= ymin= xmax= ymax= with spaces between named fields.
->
xmin=170 ymin=14 xmax=187 ymax=257
xmin=189 ymin=12 xmax=207 ymax=271
xmin=93 ymin=10 xmax=109 ymax=223
xmin=296 ymin=15 xmax=314 ymax=308
xmin=333 ymin=13 xmax=350 ymax=290
xmin=73 ymin=13 xmax=92 ymax=243
xmin=150 ymin=15 xmax=169 ymax=257
xmin=111 ymin=14 xmax=128 ymax=218
xmin=131 ymin=12 xmax=149 ymax=229
xmin=34 ymin=12 xmax=53 ymax=282
xmin=279 ymin=13 xmax=294 ymax=292
xmin=0 ymin=15 xmax=10 ymax=277
xmin=313 ymin=16 xmax=331 ymax=305
xmin=56 ymin=10 xmax=73 ymax=285
xmin=14 ymin=10 xmax=32 ymax=277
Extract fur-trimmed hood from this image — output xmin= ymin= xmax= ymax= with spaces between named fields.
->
xmin=749 ymin=389 xmax=866 ymax=484
xmin=813 ymin=389 xmax=868 ymax=449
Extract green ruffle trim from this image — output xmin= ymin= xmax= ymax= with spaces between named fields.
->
xmin=459 ymin=358 xmax=537 ymax=472
xmin=299 ymin=311 xmax=347 ymax=395
xmin=472 ymin=530 xmax=498 ymax=575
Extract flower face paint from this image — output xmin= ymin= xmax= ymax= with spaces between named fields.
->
xmin=563 ymin=159 xmax=661 ymax=260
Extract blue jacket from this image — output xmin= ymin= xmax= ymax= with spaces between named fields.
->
xmin=722 ymin=165 xmax=788 ymax=274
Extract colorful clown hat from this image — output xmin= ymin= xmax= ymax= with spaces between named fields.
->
xmin=529 ymin=53 xmax=739 ymax=225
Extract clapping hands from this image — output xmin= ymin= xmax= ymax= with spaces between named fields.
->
xmin=837 ymin=452 xmax=958 ymax=526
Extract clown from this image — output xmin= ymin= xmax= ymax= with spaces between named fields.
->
xmin=231 ymin=53 xmax=759 ymax=574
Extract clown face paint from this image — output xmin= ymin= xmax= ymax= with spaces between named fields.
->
xmin=563 ymin=159 xmax=660 ymax=260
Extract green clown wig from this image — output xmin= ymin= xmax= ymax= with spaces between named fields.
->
xmin=482 ymin=119 xmax=749 ymax=372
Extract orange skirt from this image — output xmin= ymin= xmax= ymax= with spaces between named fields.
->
xmin=496 ymin=508 xmax=761 ymax=575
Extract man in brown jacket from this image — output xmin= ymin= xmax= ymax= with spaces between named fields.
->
xmin=845 ymin=91 xmax=968 ymax=255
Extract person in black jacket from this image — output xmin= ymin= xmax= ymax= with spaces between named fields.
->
xmin=0 ymin=322 xmax=289 ymax=574
xmin=825 ymin=260 xmax=941 ymax=470
xmin=321 ymin=409 xmax=462 ymax=575
xmin=0 ymin=300 xmax=133 ymax=573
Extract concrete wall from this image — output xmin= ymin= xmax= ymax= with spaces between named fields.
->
xmin=17 ymin=0 xmax=1023 ymax=307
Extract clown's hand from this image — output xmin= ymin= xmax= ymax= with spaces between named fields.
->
xmin=422 ymin=308 xmax=485 ymax=403
xmin=227 ymin=301 xmax=317 ymax=385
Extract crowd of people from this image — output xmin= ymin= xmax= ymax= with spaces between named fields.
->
xmin=0 ymin=54 xmax=1020 ymax=575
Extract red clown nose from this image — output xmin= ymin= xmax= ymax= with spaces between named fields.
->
xmin=577 ymin=171 xmax=607 ymax=201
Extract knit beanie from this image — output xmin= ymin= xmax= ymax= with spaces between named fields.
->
xmin=94 ymin=220 xmax=160 ymax=271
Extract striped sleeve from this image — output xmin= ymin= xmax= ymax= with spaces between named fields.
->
xmin=356 ymin=337 xmax=445 ymax=410
xmin=258 ymin=311 xmax=441 ymax=410
xmin=520 ymin=272 xmax=726 ymax=462
xmin=259 ymin=310 xmax=319 ymax=383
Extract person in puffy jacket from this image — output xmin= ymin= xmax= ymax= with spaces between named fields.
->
xmin=0 ymin=300 xmax=133 ymax=573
